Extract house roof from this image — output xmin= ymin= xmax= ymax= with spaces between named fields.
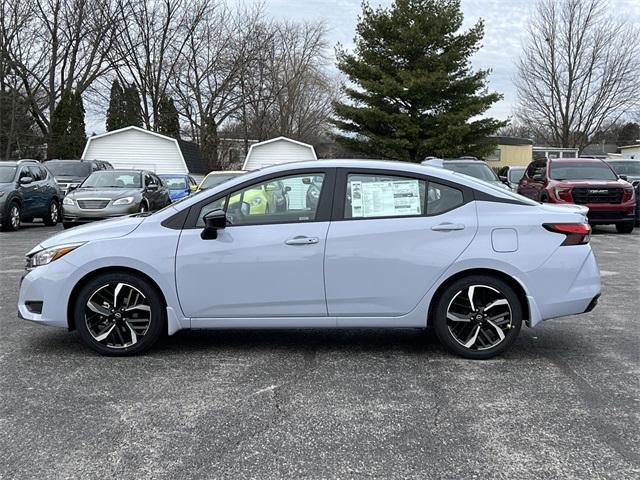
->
xmin=177 ymin=139 xmax=207 ymax=174
xmin=483 ymin=136 xmax=534 ymax=146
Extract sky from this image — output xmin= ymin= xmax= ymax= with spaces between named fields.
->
xmin=257 ymin=0 xmax=640 ymax=121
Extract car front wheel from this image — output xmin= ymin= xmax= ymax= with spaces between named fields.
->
xmin=433 ymin=275 xmax=523 ymax=359
xmin=43 ymin=199 xmax=59 ymax=226
xmin=615 ymin=222 xmax=634 ymax=234
xmin=74 ymin=272 xmax=165 ymax=356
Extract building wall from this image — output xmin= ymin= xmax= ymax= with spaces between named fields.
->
xmin=485 ymin=144 xmax=533 ymax=168
xmin=243 ymin=139 xmax=316 ymax=170
xmin=83 ymin=129 xmax=188 ymax=174
xmin=621 ymin=147 xmax=640 ymax=159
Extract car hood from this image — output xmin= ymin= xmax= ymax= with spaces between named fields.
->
xmin=68 ymin=187 xmax=142 ymax=200
xmin=37 ymin=214 xmax=145 ymax=250
xmin=555 ymin=179 xmax=626 ymax=188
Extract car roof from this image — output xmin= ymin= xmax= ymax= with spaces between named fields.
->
xmin=205 ymin=170 xmax=246 ymax=175
xmin=0 ymin=159 xmax=39 ymax=166
xmin=548 ymin=157 xmax=606 ymax=163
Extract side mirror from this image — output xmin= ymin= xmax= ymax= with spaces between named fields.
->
xmin=532 ymin=174 xmax=545 ymax=182
xmin=67 ymin=184 xmax=79 ymax=192
xmin=284 ymin=186 xmax=292 ymax=192
xmin=302 ymin=177 xmax=311 ymax=185
xmin=632 ymin=180 xmax=640 ymax=188
xmin=201 ymin=209 xmax=227 ymax=240
xmin=20 ymin=176 xmax=33 ymax=185
xmin=499 ymin=175 xmax=509 ymax=184
xmin=619 ymin=175 xmax=628 ymax=181
xmin=190 ymin=184 xmax=198 ymax=192
xmin=147 ymin=184 xmax=159 ymax=191
xmin=264 ymin=183 xmax=277 ymax=192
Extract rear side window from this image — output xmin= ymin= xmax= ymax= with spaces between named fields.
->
xmin=344 ymin=174 xmax=426 ymax=219
xmin=427 ymin=183 xmax=464 ymax=215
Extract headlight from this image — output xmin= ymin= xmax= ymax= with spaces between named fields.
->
xmin=249 ymin=197 xmax=263 ymax=206
xmin=113 ymin=196 xmax=135 ymax=205
xmin=27 ymin=242 xmax=85 ymax=268
xmin=62 ymin=196 xmax=75 ymax=206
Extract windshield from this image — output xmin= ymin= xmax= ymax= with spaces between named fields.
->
xmin=81 ymin=171 xmax=141 ymax=188
xmin=45 ymin=161 xmax=92 ymax=177
xmin=444 ymin=163 xmax=499 ymax=182
xmin=161 ymin=176 xmax=188 ymax=190
xmin=0 ymin=166 xmax=17 ymax=183
xmin=200 ymin=172 xmax=244 ymax=190
xmin=507 ymin=167 xmax=526 ymax=183
xmin=550 ymin=162 xmax=618 ymax=181
xmin=607 ymin=161 xmax=640 ymax=176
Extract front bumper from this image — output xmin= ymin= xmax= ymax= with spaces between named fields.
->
xmin=62 ymin=203 xmax=140 ymax=224
xmin=584 ymin=202 xmax=636 ymax=224
xmin=18 ymin=258 xmax=86 ymax=328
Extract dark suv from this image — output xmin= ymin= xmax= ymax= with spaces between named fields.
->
xmin=518 ymin=158 xmax=636 ymax=233
xmin=44 ymin=159 xmax=113 ymax=196
xmin=0 ymin=160 xmax=62 ymax=231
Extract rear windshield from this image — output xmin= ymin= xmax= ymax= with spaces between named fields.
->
xmin=81 ymin=171 xmax=141 ymax=188
xmin=45 ymin=161 xmax=92 ymax=177
xmin=200 ymin=172 xmax=244 ymax=190
xmin=507 ymin=167 xmax=526 ymax=183
xmin=0 ymin=166 xmax=17 ymax=183
xmin=161 ymin=176 xmax=188 ymax=190
xmin=607 ymin=161 xmax=640 ymax=176
xmin=444 ymin=163 xmax=499 ymax=182
xmin=550 ymin=162 xmax=617 ymax=180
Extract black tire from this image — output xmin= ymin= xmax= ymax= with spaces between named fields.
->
xmin=615 ymin=222 xmax=634 ymax=234
xmin=74 ymin=272 xmax=165 ymax=356
xmin=1 ymin=201 xmax=21 ymax=231
xmin=432 ymin=275 xmax=523 ymax=360
xmin=63 ymin=222 xmax=74 ymax=229
xmin=540 ymin=194 xmax=548 ymax=203
xmin=139 ymin=202 xmax=148 ymax=213
xmin=43 ymin=199 xmax=59 ymax=226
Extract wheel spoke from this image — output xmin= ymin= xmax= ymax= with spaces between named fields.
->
xmin=87 ymin=301 xmax=110 ymax=317
xmin=124 ymin=304 xmax=150 ymax=313
xmin=94 ymin=323 xmax=116 ymax=342
xmin=484 ymin=299 xmax=508 ymax=311
xmin=463 ymin=325 xmax=481 ymax=348
xmin=447 ymin=312 xmax=470 ymax=322
xmin=467 ymin=286 xmax=476 ymax=311
xmin=124 ymin=321 xmax=138 ymax=345
xmin=113 ymin=283 xmax=123 ymax=307
xmin=486 ymin=319 xmax=506 ymax=341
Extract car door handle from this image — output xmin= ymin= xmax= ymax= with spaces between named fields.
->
xmin=285 ymin=236 xmax=319 ymax=245
xmin=431 ymin=223 xmax=465 ymax=232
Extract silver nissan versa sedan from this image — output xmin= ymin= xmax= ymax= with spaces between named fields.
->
xmin=20 ymin=159 xmax=601 ymax=359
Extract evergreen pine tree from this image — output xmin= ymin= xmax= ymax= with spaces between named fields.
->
xmin=123 ymin=84 xmax=143 ymax=128
xmin=332 ymin=0 xmax=507 ymax=161
xmin=106 ymin=79 xmax=125 ymax=131
xmin=157 ymin=94 xmax=180 ymax=138
xmin=48 ymin=91 xmax=86 ymax=158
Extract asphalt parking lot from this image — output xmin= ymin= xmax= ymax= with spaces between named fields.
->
xmin=0 ymin=224 xmax=638 ymax=479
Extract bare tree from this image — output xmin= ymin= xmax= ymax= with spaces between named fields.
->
xmin=515 ymin=0 xmax=640 ymax=150
xmin=110 ymin=0 xmax=207 ymax=132
xmin=1 ymin=0 xmax=118 ymax=144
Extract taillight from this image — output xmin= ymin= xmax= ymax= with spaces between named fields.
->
xmin=554 ymin=187 xmax=573 ymax=202
xmin=543 ymin=223 xmax=591 ymax=245
xmin=622 ymin=187 xmax=634 ymax=203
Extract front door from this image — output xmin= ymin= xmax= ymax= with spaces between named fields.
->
xmin=175 ymin=171 xmax=333 ymax=319
xmin=324 ymin=171 xmax=478 ymax=318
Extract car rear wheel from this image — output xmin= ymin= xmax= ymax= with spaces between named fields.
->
xmin=139 ymin=202 xmax=148 ymax=213
xmin=74 ymin=272 xmax=165 ymax=356
xmin=43 ymin=199 xmax=59 ymax=226
xmin=433 ymin=275 xmax=522 ymax=359
xmin=2 ymin=201 xmax=21 ymax=231
xmin=615 ymin=221 xmax=634 ymax=234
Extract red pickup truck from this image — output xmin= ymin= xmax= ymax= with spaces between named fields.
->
xmin=518 ymin=158 xmax=636 ymax=233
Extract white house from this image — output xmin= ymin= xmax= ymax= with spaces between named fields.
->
xmin=82 ymin=126 xmax=206 ymax=174
xmin=242 ymin=136 xmax=317 ymax=170
xmin=620 ymin=144 xmax=640 ymax=159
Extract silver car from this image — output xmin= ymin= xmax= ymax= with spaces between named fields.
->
xmin=62 ymin=170 xmax=171 ymax=229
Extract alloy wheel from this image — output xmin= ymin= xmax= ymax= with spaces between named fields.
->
xmin=10 ymin=204 xmax=20 ymax=230
xmin=446 ymin=284 xmax=513 ymax=351
xmin=84 ymin=282 xmax=152 ymax=349
xmin=50 ymin=202 xmax=58 ymax=223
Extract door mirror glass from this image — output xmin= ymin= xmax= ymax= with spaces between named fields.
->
xmin=20 ymin=176 xmax=33 ymax=185
xmin=499 ymin=175 xmax=508 ymax=184
xmin=201 ymin=209 xmax=227 ymax=240
xmin=619 ymin=174 xmax=628 ymax=181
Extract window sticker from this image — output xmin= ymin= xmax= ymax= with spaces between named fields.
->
xmin=350 ymin=179 xmax=422 ymax=217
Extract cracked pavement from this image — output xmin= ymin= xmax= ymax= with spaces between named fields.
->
xmin=0 ymin=223 xmax=638 ymax=479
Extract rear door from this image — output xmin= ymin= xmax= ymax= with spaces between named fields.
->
xmin=324 ymin=169 xmax=478 ymax=319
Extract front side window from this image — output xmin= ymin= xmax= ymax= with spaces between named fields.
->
xmin=345 ymin=174 xmax=426 ymax=219
xmin=197 ymin=173 xmax=326 ymax=227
